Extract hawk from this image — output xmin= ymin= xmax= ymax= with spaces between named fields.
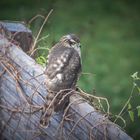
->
xmin=40 ymin=34 xmax=82 ymax=127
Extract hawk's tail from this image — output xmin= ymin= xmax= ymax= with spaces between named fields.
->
xmin=40 ymin=91 xmax=55 ymax=127
xmin=40 ymin=90 xmax=70 ymax=127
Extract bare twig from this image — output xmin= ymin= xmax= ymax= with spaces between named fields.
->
xmin=68 ymin=111 xmax=97 ymax=138
xmin=28 ymin=14 xmax=45 ymax=25
xmin=77 ymin=88 xmax=110 ymax=115
xmin=29 ymin=9 xmax=53 ymax=56
xmin=0 ymin=104 xmax=41 ymax=114
xmin=56 ymin=97 xmax=85 ymax=139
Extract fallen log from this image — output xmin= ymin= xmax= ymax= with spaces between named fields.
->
xmin=0 ymin=21 xmax=33 ymax=52
xmin=0 ymin=33 xmax=133 ymax=140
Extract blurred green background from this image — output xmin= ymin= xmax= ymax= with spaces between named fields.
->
xmin=1 ymin=0 xmax=140 ymax=139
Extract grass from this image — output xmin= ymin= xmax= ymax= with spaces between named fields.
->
xmin=0 ymin=0 xmax=140 ymax=139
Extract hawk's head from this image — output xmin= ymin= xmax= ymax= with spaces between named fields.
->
xmin=60 ymin=34 xmax=81 ymax=56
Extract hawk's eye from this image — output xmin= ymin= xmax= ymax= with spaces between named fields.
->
xmin=69 ymin=39 xmax=76 ymax=45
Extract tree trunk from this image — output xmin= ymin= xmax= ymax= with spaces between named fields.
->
xmin=0 ymin=34 xmax=133 ymax=140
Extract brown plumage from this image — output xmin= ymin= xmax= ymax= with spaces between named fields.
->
xmin=40 ymin=34 xmax=82 ymax=127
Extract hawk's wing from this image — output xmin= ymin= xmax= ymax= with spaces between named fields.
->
xmin=45 ymin=43 xmax=81 ymax=90
xmin=45 ymin=43 xmax=73 ymax=79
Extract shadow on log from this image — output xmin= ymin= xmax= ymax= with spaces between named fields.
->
xmin=0 ymin=32 xmax=133 ymax=140
xmin=0 ymin=21 xmax=33 ymax=52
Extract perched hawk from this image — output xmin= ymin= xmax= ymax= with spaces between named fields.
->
xmin=40 ymin=34 xmax=82 ymax=127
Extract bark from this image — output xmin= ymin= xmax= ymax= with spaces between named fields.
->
xmin=0 ymin=34 xmax=133 ymax=140
xmin=0 ymin=21 xmax=33 ymax=52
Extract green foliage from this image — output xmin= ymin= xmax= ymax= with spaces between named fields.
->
xmin=128 ymin=103 xmax=134 ymax=122
xmin=1 ymin=0 xmax=140 ymax=139
xmin=126 ymin=72 xmax=140 ymax=122
xmin=137 ymin=106 xmax=140 ymax=118
xmin=113 ymin=72 xmax=140 ymax=126
xmin=36 ymin=55 xmax=46 ymax=67
xmin=131 ymin=72 xmax=140 ymax=80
